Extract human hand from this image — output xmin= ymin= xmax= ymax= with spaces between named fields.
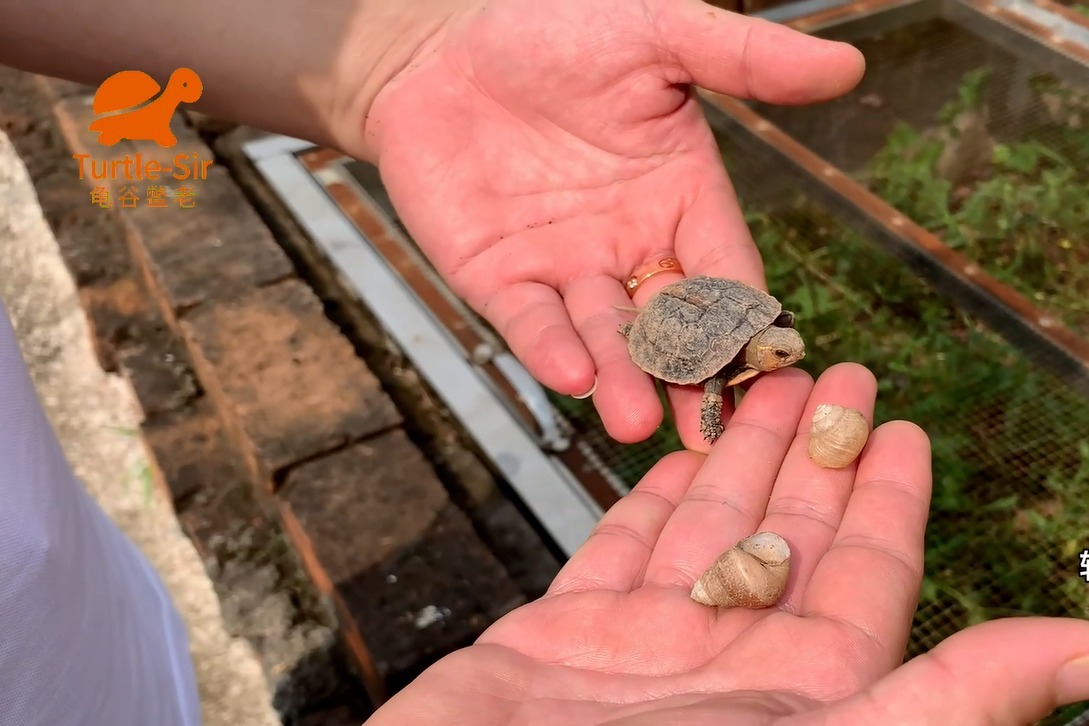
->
xmin=356 ymin=0 xmax=866 ymax=449
xmin=365 ymin=363 xmax=1089 ymax=725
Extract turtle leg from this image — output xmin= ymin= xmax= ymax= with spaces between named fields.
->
xmin=724 ymin=367 xmax=762 ymax=387
xmin=618 ymin=321 xmax=633 ymax=338
xmin=774 ymin=311 xmax=796 ymax=328
xmin=699 ymin=376 xmax=726 ymax=444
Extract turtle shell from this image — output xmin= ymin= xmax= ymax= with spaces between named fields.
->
xmin=92 ymin=70 xmax=161 ymax=115
xmin=625 ymin=275 xmax=784 ymax=385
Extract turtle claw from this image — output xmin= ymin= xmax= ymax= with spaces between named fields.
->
xmin=699 ymin=413 xmax=724 ymax=444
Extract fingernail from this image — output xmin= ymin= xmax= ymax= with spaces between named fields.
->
xmin=1056 ymin=655 xmax=1089 ymax=704
xmin=572 ymin=377 xmax=598 ymax=400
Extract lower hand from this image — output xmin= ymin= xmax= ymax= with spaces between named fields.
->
xmin=365 ymin=363 xmax=1089 ymax=724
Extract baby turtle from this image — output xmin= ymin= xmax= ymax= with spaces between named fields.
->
xmin=619 ymin=275 xmax=805 ymax=443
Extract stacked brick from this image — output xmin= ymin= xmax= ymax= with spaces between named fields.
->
xmin=0 ymin=67 xmax=557 ymax=722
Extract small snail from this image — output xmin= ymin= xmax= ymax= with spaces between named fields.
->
xmin=807 ymin=403 xmax=870 ymax=469
xmin=690 ymin=531 xmax=791 ymax=609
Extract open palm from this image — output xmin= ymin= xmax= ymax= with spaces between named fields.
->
xmin=367 ymin=364 xmax=1089 ymax=725
xmin=362 ymin=0 xmax=866 ymax=449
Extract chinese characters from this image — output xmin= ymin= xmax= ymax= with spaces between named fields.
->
xmin=90 ymin=184 xmax=197 ymax=209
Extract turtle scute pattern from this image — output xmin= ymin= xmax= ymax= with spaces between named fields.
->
xmin=627 ymin=276 xmax=783 ymax=385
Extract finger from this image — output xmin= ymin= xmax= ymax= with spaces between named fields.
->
xmin=642 ymin=367 xmax=813 ymax=589
xmin=674 ymin=173 xmax=767 ymax=293
xmin=803 ymin=420 xmax=932 ymax=671
xmin=547 ymin=450 xmax=705 ymax=596
xmin=755 ymin=362 xmax=878 ymax=610
xmin=823 ymin=617 xmax=1089 ymax=725
xmin=668 ymin=173 xmax=769 ymax=449
xmin=658 ymin=0 xmax=866 ymax=105
xmin=481 ymin=282 xmax=597 ymax=397
xmin=564 ymin=275 xmax=664 ymax=443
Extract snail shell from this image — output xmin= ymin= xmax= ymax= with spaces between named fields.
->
xmin=690 ymin=531 xmax=791 ymax=609
xmin=807 ymin=403 xmax=870 ymax=469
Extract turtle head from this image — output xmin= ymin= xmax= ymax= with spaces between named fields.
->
xmin=746 ymin=325 xmax=805 ymax=372
xmin=167 ymin=67 xmax=203 ymax=104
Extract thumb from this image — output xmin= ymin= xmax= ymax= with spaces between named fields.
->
xmin=820 ymin=617 xmax=1089 ymax=725
xmin=656 ymin=0 xmax=866 ymax=105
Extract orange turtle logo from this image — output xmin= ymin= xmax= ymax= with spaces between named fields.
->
xmin=88 ymin=67 xmax=203 ymax=148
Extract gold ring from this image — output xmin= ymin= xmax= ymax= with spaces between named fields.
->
xmin=625 ymin=257 xmax=683 ymax=298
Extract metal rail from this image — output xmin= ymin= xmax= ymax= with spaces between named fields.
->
xmin=241 ymin=137 xmax=605 ymax=557
xmin=300 ymin=151 xmax=628 ymax=510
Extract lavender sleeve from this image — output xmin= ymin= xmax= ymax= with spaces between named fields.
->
xmin=0 ymin=298 xmax=201 ymax=726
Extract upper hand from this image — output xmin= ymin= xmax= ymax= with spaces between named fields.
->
xmin=364 ymin=363 xmax=1089 ymax=725
xmin=361 ymin=0 xmax=866 ymax=449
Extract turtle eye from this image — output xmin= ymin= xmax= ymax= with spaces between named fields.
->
xmin=774 ymin=349 xmax=790 ymax=359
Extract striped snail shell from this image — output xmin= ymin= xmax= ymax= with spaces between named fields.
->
xmin=807 ymin=403 xmax=870 ymax=469
xmin=690 ymin=531 xmax=791 ymax=609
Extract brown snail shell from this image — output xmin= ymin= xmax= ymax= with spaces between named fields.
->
xmin=690 ymin=531 xmax=791 ymax=608
xmin=807 ymin=403 xmax=870 ymax=469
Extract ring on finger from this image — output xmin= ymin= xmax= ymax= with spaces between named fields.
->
xmin=625 ymin=256 xmax=684 ymax=299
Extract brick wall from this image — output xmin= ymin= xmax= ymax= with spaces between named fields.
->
xmin=0 ymin=67 xmax=562 ymax=723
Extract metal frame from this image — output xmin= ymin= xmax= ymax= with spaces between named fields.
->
xmin=240 ymin=139 xmax=605 ymax=557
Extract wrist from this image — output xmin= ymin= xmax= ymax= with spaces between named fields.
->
xmin=330 ymin=0 xmax=482 ymax=164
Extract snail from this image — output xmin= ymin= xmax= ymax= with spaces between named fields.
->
xmin=807 ymin=403 xmax=870 ymax=469
xmin=690 ymin=531 xmax=791 ymax=608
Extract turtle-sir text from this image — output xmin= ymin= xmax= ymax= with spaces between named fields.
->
xmin=71 ymin=151 xmax=214 ymax=181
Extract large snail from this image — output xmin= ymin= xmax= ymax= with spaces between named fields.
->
xmin=807 ymin=403 xmax=870 ymax=469
xmin=690 ymin=531 xmax=791 ymax=609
